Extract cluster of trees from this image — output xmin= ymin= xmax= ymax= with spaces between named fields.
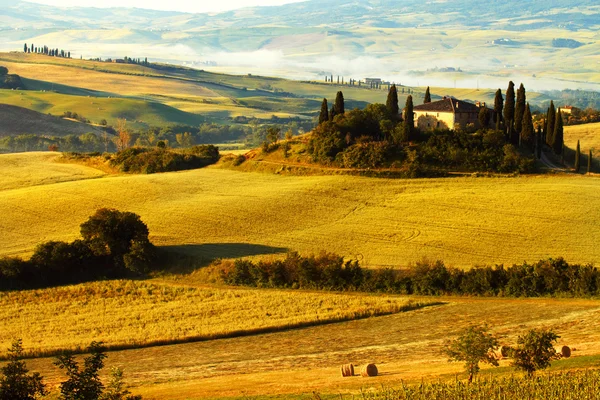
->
xmin=445 ymin=324 xmax=561 ymax=383
xmin=0 ymin=209 xmax=157 ymax=291
xmin=0 ymin=339 xmax=140 ymax=400
xmin=0 ymin=133 xmax=115 ymax=154
xmin=309 ymin=85 xmax=534 ymax=175
xmin=62 ymin=111 xmax=90 ymax=124
xmin=0 ymin=66 xmax=23 ymax=89
xmin=103 ymin=144 xmax=220 ymax=174
xmin=23 ymin=43 xmax=70 ymax=58
xmin=221 ymin=254 xmax=599 ymax=298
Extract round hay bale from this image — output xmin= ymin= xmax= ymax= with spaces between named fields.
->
xmin=500 ymin=345 xmax=511 ymax=358
xmin=561 ymin=346 xmax=571 ymax=358
xmin=340 ymin=364 xmax=354 ymax=377
xmin=361 ymin=364 xmax=378 ymax=377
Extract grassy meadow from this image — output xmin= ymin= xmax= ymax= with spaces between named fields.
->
xmin=1 ymin=152 xmax=599 ymax=266
xmin=565 ymin=122 xmax=600 ymax=155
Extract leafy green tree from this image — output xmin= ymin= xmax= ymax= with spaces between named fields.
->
xmin=0 ymin=66 xmax=7 ymax=76
xmin=511 ymin=329 xmax=560 ymax=376
xmin=55 ymin=342 xmax=106 ymax=400
xmin=478 ymin=107 xmax=490 ymax=129
xmin=0 ymin=339 xmax=46 ymax=400
xmin=444 ymin=324 xmax=499 ymax=383
xmin=80 ymin=208 xmax=155 ymax=271
xmin=402 ymin=95 xmax=414 ymax=142
xmin=553 ymin=109 xmax=564 ymax=155
xmin=520 ymin=103 xmax=534 ymax=150
xmin=574 ymin=140 xmax=581 ymax=172
xmin=318 ymin=98 xmax=329 ymax=124
xmin=100 ymin=368 xmax=141 ymax=400
xmin=334 ymin=91 xmax=345 ymax=116
xmin=588 ymin=150 xmax=593 ymax=174
xmin=386 ymin=84 xmax=399 ymax=120
xmin=493 ymin=89 xmax=503 ymax=124
xmin=266 ymin=126 xmax=281 ymax=144
xmin=546 ymin=101 xmax=556 ymax=145
xmin=503 ymin=81 xmax=515 ymax=134
xmin=424 ymin=86 xmax=431 ymax=103
xmin=514 ymin=83 xmax=526 ymax=134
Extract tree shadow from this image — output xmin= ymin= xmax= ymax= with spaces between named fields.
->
xmin=158 ymin=243 xmax=289 ymax=274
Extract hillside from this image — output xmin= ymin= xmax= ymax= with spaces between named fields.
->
xmin=0 ymin=103 xmax=104 ymax=137
xmin=1 ymin=152 xmax=598 ymax=267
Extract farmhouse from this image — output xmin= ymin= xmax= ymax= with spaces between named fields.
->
xmin=412 ymin=97 xmax=494 ymax=130
xmin=561 ymin=106 xmax=579 ymax=114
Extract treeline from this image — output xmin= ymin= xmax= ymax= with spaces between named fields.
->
xmin=0 ymin=133 xmax=115 ymax=153
xmin=0 ymin=209 xmax=157 ymax=291
xmin=23 ymin=43 xmax=70 ymax=58
xmin=221 ymin=253 xmax=599 ymax=298
xmin=0 ymin=65 xmax=23 ymax=89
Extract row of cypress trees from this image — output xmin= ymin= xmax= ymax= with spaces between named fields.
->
xmin=23 ymin=43 xmax=70 ymax=58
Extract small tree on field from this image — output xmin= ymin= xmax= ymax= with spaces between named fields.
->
xmin=114 ymin=119 xmax=130 ymax=152
xmin=424 ymin=86 xmax=431 ymax=104
xmin=511 ymin=328 xmax=560 ymax=376
xmin=0 ymin=339 xmax=46 ymax=400
xmin=574 ymin=140 xmax=581 ymax=173
xmin=443 ymin=324 xmax=499 ymax=383
xmin=100 ymin=367 xmax=141 ymax=400
xmin=55 ymin=342 xmax=106 ymax=400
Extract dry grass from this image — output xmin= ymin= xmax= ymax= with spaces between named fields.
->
xmin=0 ymin=279 xmax=414 ymax=357
xmin=0 ymin=152 xmax=599 ymax=266
xmin=565 ymin=122 xmax=600 ymax=155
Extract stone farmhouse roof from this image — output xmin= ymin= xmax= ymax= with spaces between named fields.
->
xmin=413 ymin=97 xmax=483 ymax=114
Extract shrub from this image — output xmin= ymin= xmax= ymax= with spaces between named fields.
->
xmin=511 ymin=329 xmax=560 ymax=376
xmin=0 ymin=339 xmax=46 ymax=400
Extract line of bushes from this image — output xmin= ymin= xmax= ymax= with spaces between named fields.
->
xmin=107 ymin=145 xmax=220 ymax=173
xmin=0 ymin=209 xmax=157 ymax=291
xmin=221 ymin=253 xmax=599 ymax=298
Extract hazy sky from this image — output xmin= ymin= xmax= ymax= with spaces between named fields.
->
xmin=24 ymin=0 xmax=306 ymax=13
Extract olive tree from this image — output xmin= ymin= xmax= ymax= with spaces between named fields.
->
xmin=443 ymin=324 xmax=499 ymax=383
xmin=511 ymin=328 xmax=560 ymax=376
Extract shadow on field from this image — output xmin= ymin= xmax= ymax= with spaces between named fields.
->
xmin=158 ymin=243 xmax=288 ymax=273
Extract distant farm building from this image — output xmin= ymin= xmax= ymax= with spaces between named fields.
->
xmin=412 ymin=97 xmax=494 ymax=130
xmin=561 ymin=106 xmax=579 ymax=114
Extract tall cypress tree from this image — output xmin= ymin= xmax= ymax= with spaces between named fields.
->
xmin=504 ymin=81 xmax=515 ymax=135
xmin=386 ymin=84 xmax=399 ymax=120
xmin=521 ymin=103 xmax=534 ymax=150
xmin=318 ymin=98 xmax=329 ymax=124
xmin=515 ymin=83 xmax=526 ymax=134
xmin=24 ymin=43 xmax=27 ymax=53
xmin=334 ymin=91 xmax=345 ymax=116
xmin=424 ymin=86 xmax=431 ymax=103
xmin=574 ymin=140 xmax=581 ymax=173
xmin=588 ymin=150 xmax=593 ymax=174
xmin=553 ymin=109 xmax=564 ymax=155
xmin=546 ymin=101 xmax=556 ymax=145
xmin=535 ymin=125 xmax=542 ymax=159
xmin=329 ymin=105 xmax=336 ymax=122
xmin=494 ymin=89 xmax=503 ymax=125
xmin=402 ymin=95 xmax=414 ymax=142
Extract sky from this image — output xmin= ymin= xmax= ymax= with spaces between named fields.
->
xmin=22 ymin=0 xmax=306 ymax=13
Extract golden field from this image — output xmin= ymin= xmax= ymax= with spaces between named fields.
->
xmin=565 ymin=122 xmax=600 ymax=155
xmin=0 ymin=152 xmax=599 ymax=267
xmin=0 ymin=279 xmax=414 ymax=356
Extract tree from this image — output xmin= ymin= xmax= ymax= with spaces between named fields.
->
xmin=100 ymin=368 xmax=141 ymax=400
xmin=386 ymin=84 xmax=399 ymax=120
xmin=520 ymin=103 xmax=534 ymax=150
xmin=504 ymin=81 xmax=515 ymax=134
xmin=402 ymin=95 xmax=414 ymax=142
xmin=535 ymin=125 xmax=542 ymax=159
xmin=80 ymin=208 xmax=154 ymax=271
xmin=478 ymin=107 xmax=490 ymax=129
xmin=0 ymin=66 xmax=7 ymax=76
xmin=493 ymin=89 xmax=503 ymax=125
xmin=24 ymin=43 xmax=27 ymax=53
xmin=318 ymin=98 xmax=329 ymax=124
xmin=0 ymin=339 xmax=46 ymax=400
xmin=443 ymin=324 xmax=499 ymax=383
xmin=55 ymin=342 xmax=107 ymax=400
xmin=511 ymin=328 xmax=560 ymax=376
xmin=114 ymin=119 xmax=130 ymax=152
xmin=334 ymin=91 xmax=345 ymax=116
xmin=514 ymin=83 xmax=526 ymax=134
xmin=424 ymin=86 xmax=431 ymax=103
xmin=546 ymin=101 xmax=556 ymax=145
xmin=574 ymin=140 xmax=581 ymax=172
xmin=553 ymin=109 xmax=564 ymax=155
xmin=266 ymin=126 xmax=281 ymax=144
xmin=329 ymin=104 xmax=336 ymax=122
xmin=588 ymin=150 xmax=593 ymax=174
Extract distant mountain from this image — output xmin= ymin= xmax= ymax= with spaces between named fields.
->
xmin=1 ymin=0 xmax=599 ymax=89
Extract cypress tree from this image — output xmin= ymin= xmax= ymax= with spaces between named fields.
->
xmin=521 ymin=103 xmax=534 ymax=150
xmin=478 ymin=107 xmax=490 ymax=129
xmin=402 ymin=95 xmax=414 ymax=142
xmin=424 ymin=86 xmax=431 ymax=103
xmin=329 ymin=105 xmax=336 ymax=122
xmin=24 ymin=43 xmax=27 ymax=53
xmin=546 ymin=101 xmax=556 ymax=145
xmin=494 ymin=89 xmax=503 ymax=124
xmin=504 ymin=81 xmax=515 ymax=134
xmin=536 ymin=125 xmax=542 ymax=159
xmin=515 ymin=83 xmax=526 ymax=134
xmin=588 ymin=150 xmax=593 ymax=174
xmin=334 ymin=91 xmax=345 ymax=116
xmin=574 ymin=140 xmax=581 ymax=173
xmin=318 ymin=98 xmax=329 ymax=124
xmin=553 ymin=109 xmax=564 ymax=155
xmin=386 ymin=84 xmax=399 ymax=120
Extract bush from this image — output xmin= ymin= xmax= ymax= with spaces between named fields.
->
xmin=0 ymin=339 xmax=46 ymax=400
xmin=109 ymin=147 xmax=219 ymax=174
xmin=338 ymin=142 xmax=393 ymax=169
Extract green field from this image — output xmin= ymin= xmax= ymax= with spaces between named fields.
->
xmin=1 ymin=152 xmax=598 ymax=267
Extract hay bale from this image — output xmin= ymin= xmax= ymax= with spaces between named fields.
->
xmin=361 ymin=364 xmax=378 ymax=377
xmin=340 ymin=364 xmax=354 ymax=377
xmin=561 ymin=346 xmax=571 ymax=358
